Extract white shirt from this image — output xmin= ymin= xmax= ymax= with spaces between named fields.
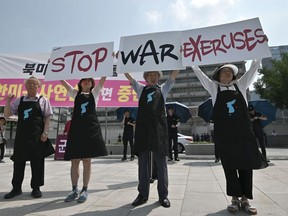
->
xmin=191 ymin=59 xmax=261 ymax=106
xmin=66 ymin=83 xmax=102 ymax=108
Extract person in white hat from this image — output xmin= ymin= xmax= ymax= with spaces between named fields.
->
xmin=191 ymin=56 xmax=268 ymax=215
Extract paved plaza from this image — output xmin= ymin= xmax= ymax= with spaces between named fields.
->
xmin=0 ymin=148 xmax=288 ymax=216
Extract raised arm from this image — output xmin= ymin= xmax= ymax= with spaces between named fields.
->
xmin=170 ymin=70 xmax=180 ymax=81
xmin=124 ymin=73 xmax=134 ymax=83
xmin=60 ymin=80 xmax=73 ymax=91
xmin=4 ymin=93 xmax=15 ymax=117
xmin=98 ymin=77 xmax=107 ymax=88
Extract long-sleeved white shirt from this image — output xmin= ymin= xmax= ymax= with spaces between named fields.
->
xmin=191 ymin=59 xmax=261 ymax=106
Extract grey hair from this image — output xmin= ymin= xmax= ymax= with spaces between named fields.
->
xmin=24 ymin=76 xmax=41 ymax=86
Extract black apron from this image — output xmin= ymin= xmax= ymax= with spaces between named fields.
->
xmin=11 ymin=96 xmax=45 ymax=161
xmin=64 ymin=92 xmax=107 ymax=160
xmin=134 ymin=85 xmax=169 ymax=156
xmin=213 ymin=85 xmax=268 ymax=170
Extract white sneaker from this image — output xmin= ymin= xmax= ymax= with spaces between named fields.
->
xmin=64 ymin=190 xmax=78 ymax=202
xmin=77 ymin=191 xmax=88 ymax=203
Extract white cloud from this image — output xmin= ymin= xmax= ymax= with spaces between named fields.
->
xmin=145 ymin=10 xmax=162 ymax=25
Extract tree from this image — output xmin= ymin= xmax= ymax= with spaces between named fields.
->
xmin=253 ymin=52 xmax=288 ymax=109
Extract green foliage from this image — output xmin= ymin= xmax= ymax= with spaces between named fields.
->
xmin=254 ymin=53 xmax=288 ymax=109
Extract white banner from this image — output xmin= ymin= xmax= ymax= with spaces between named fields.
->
xmin=45 ymin=42 xmax=114 ymax=81
xmin=0 ymin=53 xmax=50 ymax=79
xmin=117 ymin=31 xmax=185 ymax=74
xmin=181 ymin=17 xmax=271 ymax=66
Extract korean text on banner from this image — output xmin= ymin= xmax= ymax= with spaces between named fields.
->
xmin=181 ymin=17 xmax=272 ymax=66
xmin=45 ymin=42 xmax=114 ymax=81
xmin=117 ymin=31 xmax=185 ymax=74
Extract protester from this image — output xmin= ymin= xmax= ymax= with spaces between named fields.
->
xmin=249 ymin=105 xmax=270 ymax=162
xmin=191 ymin=56 xmax=269 ymax=214
xmin=121 ymin=109 xmax=135 ymax=161
xmin=4 ymin=76 xmax=54 ymax=199
xmin=124 ymin=69 xmax=179 ymax=208
xmin=60 ymin=77 xmax=107 ymax=203
xmin=0 ymin=116 xmax=7 ymax=163
xmin=166 ymin=106 xmax=180 ymax=161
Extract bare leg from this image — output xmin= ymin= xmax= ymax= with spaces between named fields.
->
xmin=82 ymin=158 xmax=91 ymax=187
xmin=71 ymin=159 xmax=80 ymax=186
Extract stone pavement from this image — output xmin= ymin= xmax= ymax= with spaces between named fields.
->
xmin=0 ymin=148 xmax=288 ymax=216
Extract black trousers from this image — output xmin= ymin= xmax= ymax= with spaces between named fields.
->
xmin=122 ymin=134 xmax=134 ymax=158
xmin=168 ymin=133 xmax=178 ymax=159
xmin=255 ymin=130 xmax=267 ymax=158
xmin=224 ymin=169 xmax=253 ymax=199
xmin=137 ymin=151 xmax=168 ymax=199
xmin=0 ymin=143 xmax=5 ymax=160
xmin=12 ymin=158 xmax=45 ymax=190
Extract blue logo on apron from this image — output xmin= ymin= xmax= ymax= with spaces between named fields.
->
xmin=147 ymin=91 xmax=155 ymax=103
xmin=23 ymin=108 xmax=32 ymax=120
xmin=226 ymin=99 xmax=236 ymax=115
xmin=81 ymin=102 xmax=89 ymax=114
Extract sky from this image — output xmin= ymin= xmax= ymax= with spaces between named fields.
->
xmin=0 ymin=0 xmax=287 ymax=55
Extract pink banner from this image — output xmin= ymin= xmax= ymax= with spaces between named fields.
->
xmin=0 ymin=79 xmax=143 ymax=107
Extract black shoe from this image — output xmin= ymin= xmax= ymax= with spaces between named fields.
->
xmin=132 ymin=194 xmax=148 ymax=206
xmin=175 ymin=158 xmax=180 ymax=161
xmin=167 ymin=158 xmax=173 ymax=161
xmin=215 ymin=159 xmax=220 ymax=163
xmin=4 ymin=189 xmax=22 ymax=199
xmin=150 ymin=178 xmax=155 ymax=183
xmin=31 ymin=189 xmax=42 ymax=198
xmin=121 ymin=157 xmax=127 ymax=161
xmin=159 ymin=198 xmax=171 ymax=208
xmin=130 ymin=157 xmax=134 ymax=161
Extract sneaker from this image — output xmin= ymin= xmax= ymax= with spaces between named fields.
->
xmin=64 ymin=190 xmax=79 ymax=202
xmin=77 ymin=190 xmax=88 ymax=203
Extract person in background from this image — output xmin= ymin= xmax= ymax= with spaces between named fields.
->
xmin=121 ymin=109 xmax=135 ymax=161
xmin=63 ymin=112 xmax=73 ymax=135
xmin=60 ymin=77 xmax=107 ymax=203
xmin=124 ymin=69 xmax=179 ymax=208
xmin=4 ymin=76 xmax=53 ymax=199
xmin=249 ymin=105 xmax=269 ymax=162
xmin=272 ymin=129 xmax=277 ymax=136
xmin=0 ymin=116 xmax=7 ymax=163
xmin=166 ymin=106 xmax=180 ymax=161
xmin=117 ymin=134 xmax=122 ymax=143
xmin=191 ymin=55 xmax=269 ymax=215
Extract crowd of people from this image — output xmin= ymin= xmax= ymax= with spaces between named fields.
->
xmin=2 ymin=38 xmax=271 ymax=213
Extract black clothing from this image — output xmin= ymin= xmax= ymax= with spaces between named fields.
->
xmin=122 ymin=117 xmax=135 ymax=158
xmin=11 ymin=96 xmax=45 ymax=161
xmin=250 ymin=111 xmax=267 ymax=158
xmin=213 ymin=85 xmax=268 ymax=170
xmin=167 ymin=114 xmax=180 ymax=160
xmin=134 ymin=86 xmax=169 ymax=156
xmin=213 ymin=84 xmax=268 ymax=198
xmin=138 ymin=151 xmax=168 ymax=199
xmin=224 ymin=169 xmax=253 ymax=199
xmin=134 ymin=85 xmax=169 ymax=200
xmin=0 ymin=132 xmax=5 ymax=160
xmin=65 ymin=92 xmax=107 ymax=160
xmin=10 ymin=96 xmax=47 ymax=190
